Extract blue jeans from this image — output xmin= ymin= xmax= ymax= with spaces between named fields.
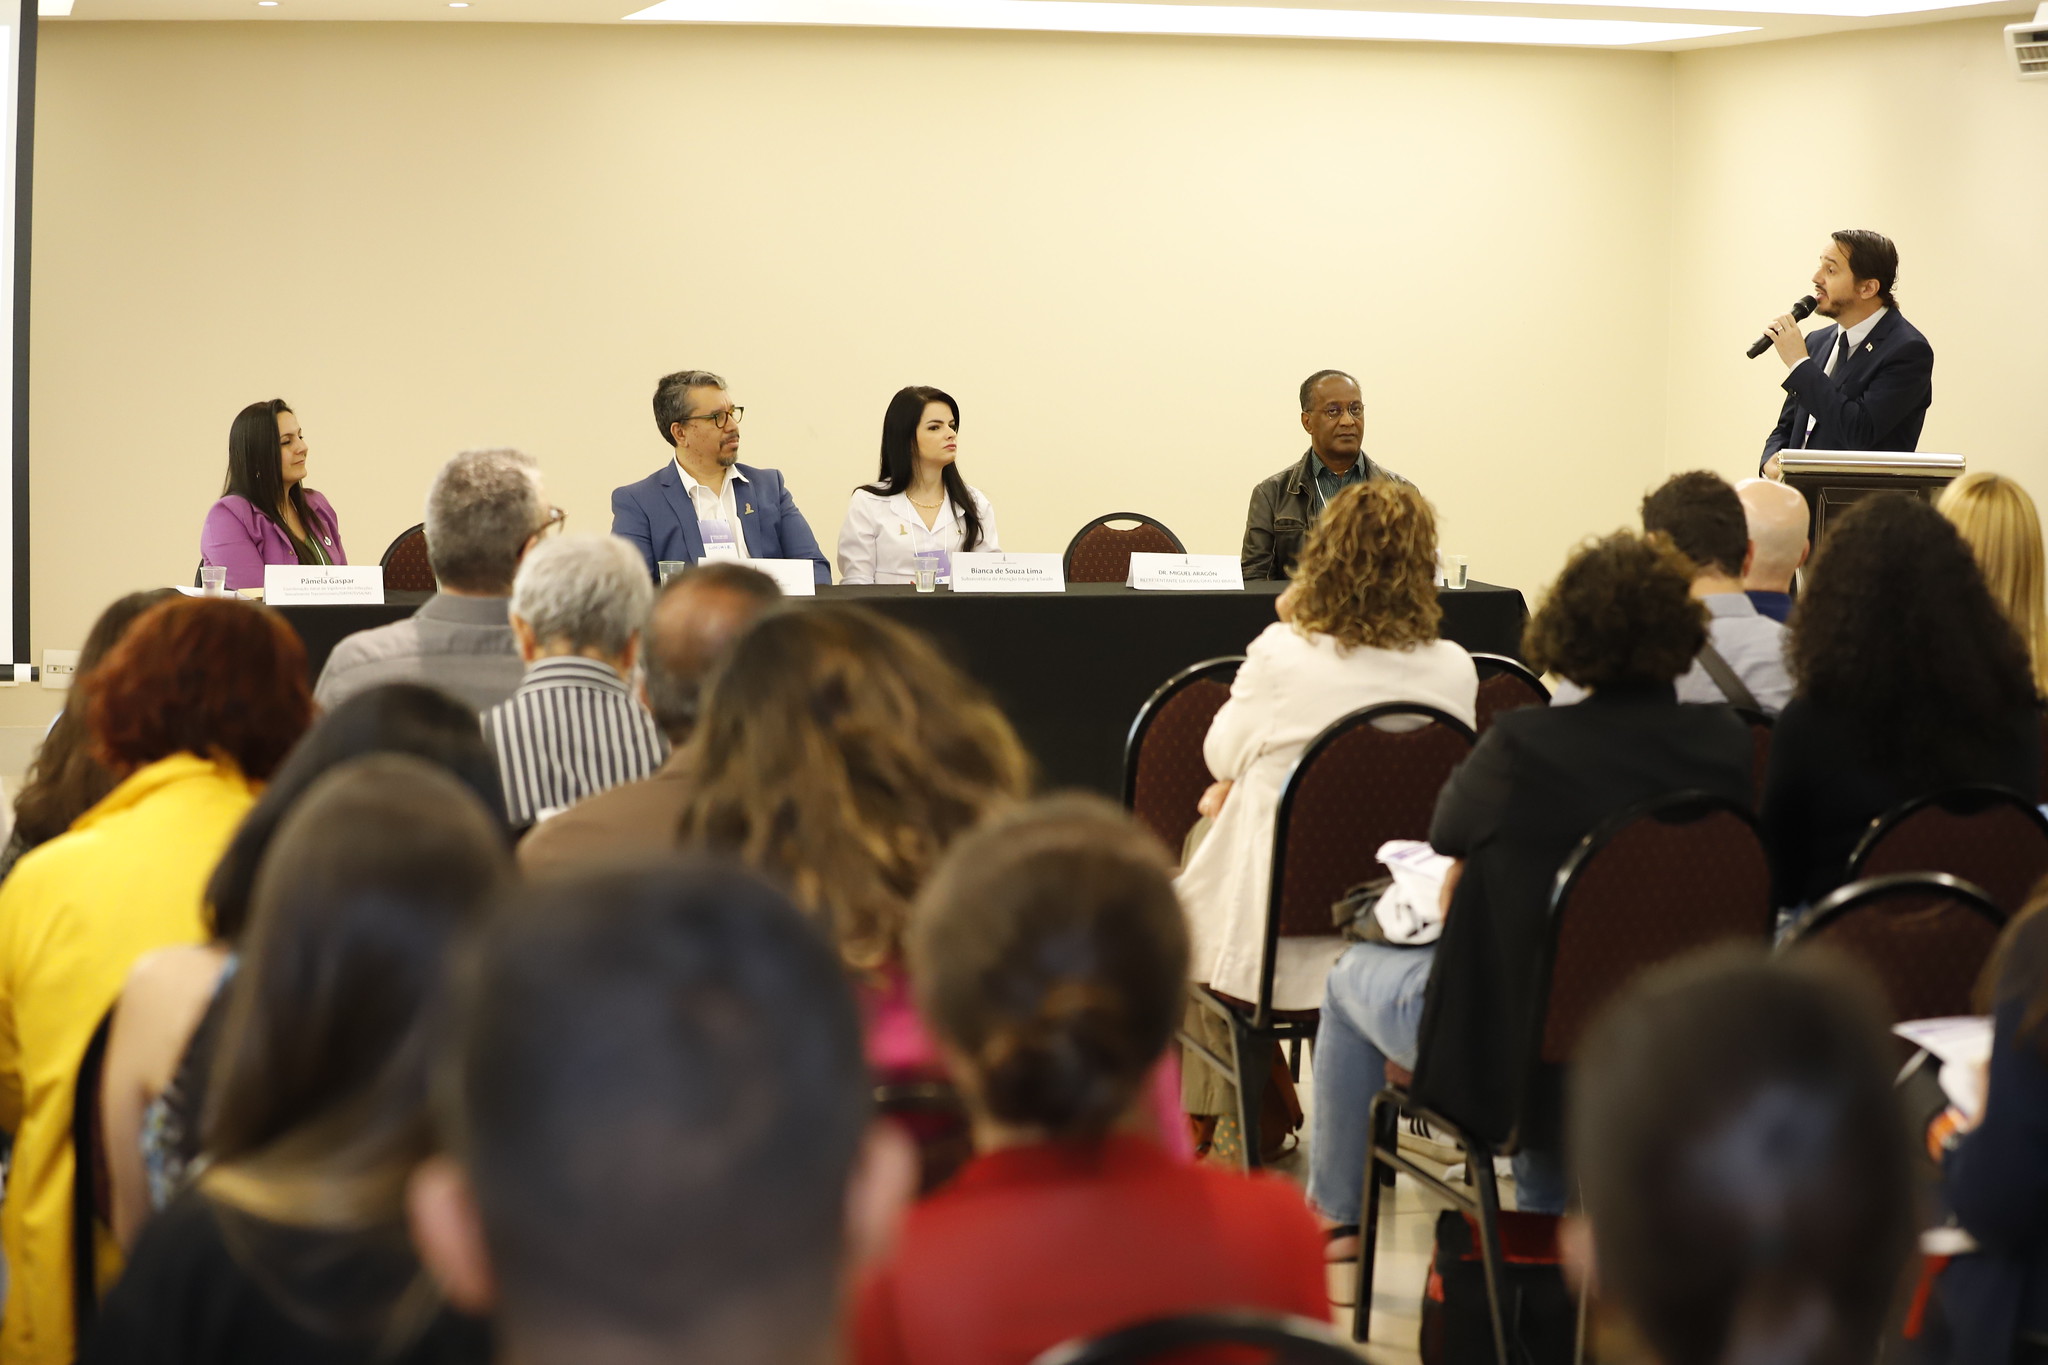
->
xmin=1306 ymin=942 xmax=1568 ymax=1223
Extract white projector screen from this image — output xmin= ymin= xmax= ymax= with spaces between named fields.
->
xmin=0 ymin=0 xmax=30 ymax=664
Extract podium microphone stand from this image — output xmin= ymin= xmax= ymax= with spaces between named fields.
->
xmin=1776 ymin=451 xmax=1966 ymax=545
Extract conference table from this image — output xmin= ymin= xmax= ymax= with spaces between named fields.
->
xmin=276 ymin=580 xmax=1528 ymax=797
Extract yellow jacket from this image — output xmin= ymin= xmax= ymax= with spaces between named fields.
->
xmin=0 ymin=753 xmax=256 ymax=1365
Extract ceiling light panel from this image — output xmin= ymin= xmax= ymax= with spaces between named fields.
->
xmin=624 ymin=0 xmax=1752 ymax=46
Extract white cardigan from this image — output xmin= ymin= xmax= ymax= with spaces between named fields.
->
xmin=835 ymin=486 xmax=999 ymax=585
xmin=1174 ymin=622 xmax=1478 ymax=1011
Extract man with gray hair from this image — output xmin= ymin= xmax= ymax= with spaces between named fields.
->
xmin=518 ymin=561 xmax=782 ymax=875
xmin=316 ymin=448 xmax=555 ymax=711
xmin=484 ymin=534 xmax=667 ymax=829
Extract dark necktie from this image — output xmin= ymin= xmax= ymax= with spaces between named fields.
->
xmin=1833 ymin=330 xmax=1854 ymax=372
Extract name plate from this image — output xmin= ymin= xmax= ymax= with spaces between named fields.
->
xmin=263 ymin=564 xmax=384 ymax=606
xmin=950 ymin=552 xmax=1066 ymax=594
xmin=1125 ymin=553 xmax=1244 ymax=591
xmin=749 ymin=558 xmax=818 ymax=597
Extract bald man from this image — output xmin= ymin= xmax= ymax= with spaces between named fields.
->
xmin=517 ymin=562 xmax=783 ymax=875
xmin=1736 ymin=477 xmax=1810 ymax=624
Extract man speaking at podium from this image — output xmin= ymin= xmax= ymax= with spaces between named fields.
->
xmin=1758 ymin=230 xmax=1933 ymax=479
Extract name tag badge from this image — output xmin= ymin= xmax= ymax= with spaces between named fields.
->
xmin=698 ymin=518 xmax=742 ymax=563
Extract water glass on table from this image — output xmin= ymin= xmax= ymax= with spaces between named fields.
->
xmin=200 ymin=565 xmax=227 ymax=596
xmin=1442 ymin=555 xmax=1469 ymax=590
xmin=913 ymin=551 xmax=943 ymax=593
xmin=658 ymin=560 xmax=688 ymax=585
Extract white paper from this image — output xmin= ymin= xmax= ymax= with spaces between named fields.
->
xmin=1125 ymin=552 xmax=1245 ymax=591
xmin=1895 ymin=1016 xmax=1994 ymax=1120
xmin=262 ymin=564 xmax=384 ymax=606
xmin=748 ymin=559 xmax=819 ymax=597
xmin=950 ymin=552 xmax=1065 ymax=594
xmin=1372 ymin=839 xmax=1453 ymax=944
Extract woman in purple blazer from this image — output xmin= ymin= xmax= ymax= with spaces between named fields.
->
xmin=199 ymin=399 xmax=347 ymax=591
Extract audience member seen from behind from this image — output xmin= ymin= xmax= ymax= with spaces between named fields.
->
xmin=483 ymin=534 xmax=665 ymax=830
xmin=0 ymin=597 xmax=312 ymax=1365
xmin=1558 ymin=472 xmax=1791 ymax=713
xmin=837 ymin=386 xmax=998 ymax=585
xmin=1939 ymin=471 xmax=2048 ymax=698
xmin=101 ymin=684 xmax=505 ymax=1251
xmin=1932 ymin=883 xmax=2048 ymax=1365
xmin=518 ymin=562 xmax=781 ymax=877
xmin=1762 ymin=493 xmax=2040 ymax=911
xmin=854 ymin=797 xmax=1327 ymax=1365
xmin=1307 ymin=532 xmax=1751 ymax=1242
xmin=1736 ymin=476 xmax=1810 ymax=624
xmin=1178 ymin=480 xmax=1476 ymax=1146
xmin=316 ymin=448 xmax=560 ymax=713
xmin=199 ymin=399 xmax=348 ymax=592
xmin=1569 ymin=949 xmax=1914 ymax=1365
xmin=83 ymin=756 xmax=509 ymax=1365
xmin=674 ymin=605 xmax=1031 ymax=1078
xmin=408 ymin=861 xmax=915 ymax=1365
xmin=0 ymin=589 xmax=174 ymax=884
xmin=1240 ymin=369 xmax=1413 ymax=581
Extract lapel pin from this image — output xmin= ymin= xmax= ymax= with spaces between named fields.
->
xmin=1865 ymin=343 xmax=1874 ymax=352
xmin=744 ymin=503 xmax=753 ymax=514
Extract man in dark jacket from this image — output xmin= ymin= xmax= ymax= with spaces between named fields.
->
xmin=1239 ymin=370 xmax=1411 ymax=580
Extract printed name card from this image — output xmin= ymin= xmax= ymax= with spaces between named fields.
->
xmin=263 ymin=564 xmax=385 ymax=606
xmin=749 ymin=559 xmax=819 ymax=597
xmin=1125 ymin=553 xmax=1245 ymax=592
xmin=950 ymin=552 xmax=1067 ymax=594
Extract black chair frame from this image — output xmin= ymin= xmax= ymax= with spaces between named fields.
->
xmin=1061 ymin=512 xmax=1186 ymax=581
xmin=379 ymin=523 xmax=428 ymax=566
xmin=1120 ymin=655 xmax=1244 ymax=812
xmin=1845 ymin=784 xmax=2048 ymax=886
xmin=72 ymin=1008 xmax=115 ymax=1343
xmin=1179 ymin=703 xmax=1475 ymax=1171
xmin=1031 ymin=1310 xmax=1361 ymax=1365
xmin=1786 ymin=869 xmax=2003 ymax=943
xmin=1469 ymin=652 xmax=1550 ymax=701
xmin=1354 ymin=791 xmax=1768 ymax=1364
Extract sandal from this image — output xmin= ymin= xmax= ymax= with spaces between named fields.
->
xmin=1324 ymin=1224 xmax=1362 ymax=1309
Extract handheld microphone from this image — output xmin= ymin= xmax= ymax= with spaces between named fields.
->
xmin=1747 ymin=295 xmax=1818 ymax=359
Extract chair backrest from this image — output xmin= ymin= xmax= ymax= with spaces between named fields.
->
xmin=1787 ymin=872 xmax=2005 ymax=1026
xmin=1537 ymin=793 xmax=1773 ymax=1066
xmin=72 ymin=1008 xmax=115 ymax=1341
xmin=1259 ymin=704 xmax=1476 ymax=1013
xmin=1847 ymin=785 xmax=2048 ymax=914
xmin=875 ymin=1079 xmax=971 ymax=1196
xmin=379 ymin=522 xmax=436 ymax=592
xmin=1469 ymin=653 xmax=1548 ymax=732
xmin=1062 ymin=513 xmax=1186 ymax=584
xmin=1030 ymin=1311 xmax=1363 ymax=1365
xmin=1733 ymin=706 xmax=1773 ymax=812
xmin=1123 ymin=657 xmax=1243 ymax=856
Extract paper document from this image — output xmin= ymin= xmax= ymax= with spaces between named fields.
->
xmin=1895 ymin=1016 xmax=1994 ymax=1121
xmin=1371 ymin=839 xmax=1453 ymax=945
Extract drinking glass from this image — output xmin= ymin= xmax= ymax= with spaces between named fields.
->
xmin=658 ymin=560 xmax=688 ymax=585
xmin=1444 ymin=555 xmax=1470 ymax=590
xmin=913 ymin=551 xmax=942 ymax=593
xmin=200 ymin=565 xmax=227 ymax=596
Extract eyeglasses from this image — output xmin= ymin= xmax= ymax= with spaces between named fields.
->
xmin=1316 ymin=403 xmax=1365 ymax=421
xmin=679 ymin=406 xmax=745 ymax=432
xmin=534 ymin=506 xmax=567 ymax=538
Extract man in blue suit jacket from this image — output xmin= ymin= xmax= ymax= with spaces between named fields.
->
xmin=611 ymin=369 xmax=831 ymax=584
xmin=1759 ymin=230 xmax=1933 ymax=477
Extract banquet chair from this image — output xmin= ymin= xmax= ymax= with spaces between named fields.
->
xmin=1180 ymin=703 xmax=1474 ymax=1171
xmin=1122 ymin=656 xmax=1242 ymax=857
xmin=875 ymin=1078 xmax=972 ymax=1197
xmin=1062 ymin=513 xmax=1186 ymax=584
xmin=1355 ymin=792 xmax=1772 ymax=1362
xmin=1469 ymin=653 xmax=1549 ymax=733
xmin=378 ymin=522 xmax=436 ymax=592
xmin=72 ymin=1007 xmax=116 ymax=1343
xmin=1784 ymin=872 xmax=2004 ymax=1026
xmin=1846 ymin=785 xmax=2048 ymax=914
xmin=1030 ymin=1311 xmax=1360 ymax=1365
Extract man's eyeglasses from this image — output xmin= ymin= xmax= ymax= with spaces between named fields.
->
xmin=1317 ymin=403 xmax=1365 ymax=421
xmin=679 ymin=406 xmax=745 ymax=432
xmin=534 ymin=506 xmax=567 ymax=538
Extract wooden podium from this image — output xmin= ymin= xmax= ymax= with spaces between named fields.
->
xmin=1776 ymin=451 xmax=1965 ymax=545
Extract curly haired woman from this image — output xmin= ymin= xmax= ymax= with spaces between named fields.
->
xmin=1175 ymin=481 xmax=1477 ymax=1149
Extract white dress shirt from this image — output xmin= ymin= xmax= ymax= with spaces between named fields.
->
xmin=1799 ymin=307 xmax=1888 ymax=443
xmin=676 ymin=458 xmax=750 ymax=562
xmin=835 ymin=485 xmax=999 ymax=585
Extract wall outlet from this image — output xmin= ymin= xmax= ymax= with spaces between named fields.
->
xmin=41 ymin=650 xmax=81 ymax=690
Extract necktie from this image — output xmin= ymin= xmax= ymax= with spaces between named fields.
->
xmin=1827 ymin=330 xmax=1853 ymax=375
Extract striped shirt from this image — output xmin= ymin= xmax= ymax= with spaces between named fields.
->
xmin=483 ymin=656 xmax=668 ymax=827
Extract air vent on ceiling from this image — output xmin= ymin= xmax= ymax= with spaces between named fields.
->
xmin=2008 ymin=3 xmax=2048 ymax=80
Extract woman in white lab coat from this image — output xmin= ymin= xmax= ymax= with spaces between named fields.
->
xmin=836 ymin=386 xmax=998 ymax=584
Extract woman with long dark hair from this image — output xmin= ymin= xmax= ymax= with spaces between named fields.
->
xmin=835 ymin=386 xmax=997 ymax=584
xmin=199 ymin=399 xmax=348 ymax=591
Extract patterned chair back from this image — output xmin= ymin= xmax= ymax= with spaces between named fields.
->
xmin=1848 ymin=785 xmax=2048 ymax=914
xmin=1470 ymin=654 xmax=1549 ymax=733
xmin=1266 ymin=704 xmax=1475 ymax=948
xmin=1063 ymin=513 xmax=1186 ymax=584
xmin=378 ymin=522 xmax=436 ymax=592
xmin=1790 ymin=872 xmax=2005 ymax=1025
xmin=1123 ymin=657 xmax=1243 ymax=856
xmin=1539 ymin=794 xmax=1772 ymax=1065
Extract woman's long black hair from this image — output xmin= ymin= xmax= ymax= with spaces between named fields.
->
xmin=861 ymin=386 xmax=984 ymax=552
xmin=222 ymin=398 xmax=317 ymax=564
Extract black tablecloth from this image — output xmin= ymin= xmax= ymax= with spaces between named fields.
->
xmin=276 ymin=580 xmax=1527 ymax=796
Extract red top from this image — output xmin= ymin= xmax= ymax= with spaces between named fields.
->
xmin=852 ymin=1135 xmax=1328 ymax=1365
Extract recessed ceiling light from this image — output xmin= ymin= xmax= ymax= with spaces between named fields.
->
xmin=36 ymin=0 xmax=77 ymax=16
xmin=449 ymin=2 xmax=470 ymax=6
xmin=257 ymin=1 xmax=278 ymax=6
xmin=622 ymin=0 xmax=1750 ymax=45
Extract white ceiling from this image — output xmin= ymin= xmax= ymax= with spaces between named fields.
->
xmin=42 ymin=0 xmax=2040 ymax=52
